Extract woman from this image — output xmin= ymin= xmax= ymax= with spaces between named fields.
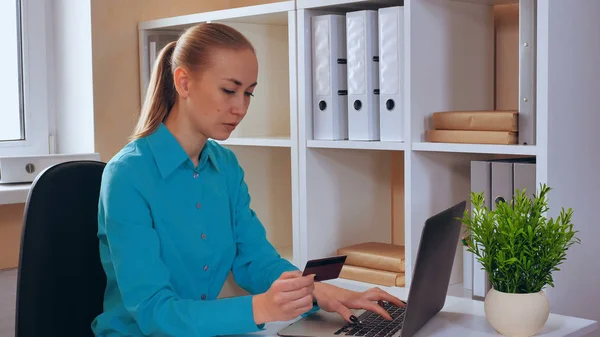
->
xmin=92 ymin=22 xmax=404 ymax=336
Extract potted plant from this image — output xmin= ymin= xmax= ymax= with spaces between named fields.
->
xmin=461 ymin=184 xmax=580 ymax=337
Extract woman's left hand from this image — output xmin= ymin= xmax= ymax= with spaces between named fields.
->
xmin=312 ymin=282 xmax=405 ymax=323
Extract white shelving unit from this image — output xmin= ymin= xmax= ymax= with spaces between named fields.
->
xmin=297 ymin=0 xmax=512 ymax=290
xmin=138 ymin=0 xmax=600 ymax=324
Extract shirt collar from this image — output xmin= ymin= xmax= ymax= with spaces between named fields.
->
xmin=146 ymin=123 xmax=220 ymax=179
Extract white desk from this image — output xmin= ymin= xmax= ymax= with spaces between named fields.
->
xmin=229 ymin=279 xmax=599 ymax=337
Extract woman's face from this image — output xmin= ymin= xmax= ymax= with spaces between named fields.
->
xmin=175 ymin=47 xmax=258 ymax=141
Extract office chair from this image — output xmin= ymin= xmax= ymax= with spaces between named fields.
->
xmin=15 ymin=160 xmax=107 ymax=337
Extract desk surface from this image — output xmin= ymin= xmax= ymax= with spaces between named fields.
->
xmin=230 ymin=279 xmax=599 ymax=337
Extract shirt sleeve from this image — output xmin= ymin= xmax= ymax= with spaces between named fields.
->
xmin=99 ymin=160 xmax=264 ymax=337
xmin=229 ymin=157 xmax=299 ymax=295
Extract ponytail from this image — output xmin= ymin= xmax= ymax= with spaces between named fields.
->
xmin=131 ymin=23 xmax=255 ymax=141
xmin=131 ymin=40 xmax=177 ymax=140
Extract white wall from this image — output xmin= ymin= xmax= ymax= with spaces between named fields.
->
xmin=540 ymin=0 xmax=600 ymax=332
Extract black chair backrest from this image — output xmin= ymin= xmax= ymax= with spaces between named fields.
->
xmin=15 ymin=160 xmax=107 ymax=337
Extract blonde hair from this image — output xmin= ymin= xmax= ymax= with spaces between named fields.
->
xmin=131 ymin=23 xmax=255 ymax=140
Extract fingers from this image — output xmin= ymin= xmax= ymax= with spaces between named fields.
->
xmin=279 ymin=270 xmax=303 ymax=279
xmin=276 ymin=282 xmax=315 ymax=303
xmin=276 ymin=274 xmax=315 ymax=292
xmin=283 ymin=291 xmax=315 ymax=315
xmin=331 ymin=299 xmax=355 ymax=323
xmin=271 ymin=272 xmax=315 ymax=314
xmin=359 ymin=300 xmax=393 ymax=320
xmin=365 ymin=288 xmax=406 ymax=308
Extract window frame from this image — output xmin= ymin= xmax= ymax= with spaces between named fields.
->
xmin=0 ymin=0 xmax=51 ymax=157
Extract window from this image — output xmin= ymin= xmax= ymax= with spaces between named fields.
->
xmin=0 ymin=0 xmax=50 ymax=157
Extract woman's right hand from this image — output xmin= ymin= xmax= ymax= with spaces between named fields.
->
xmin=252 ymin=271 xmax=316 ymax=324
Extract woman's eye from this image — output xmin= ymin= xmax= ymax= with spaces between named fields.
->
xmin=245 ymin=92 xmax=254 ymax=97
xmin=222 ymin=89 xmax=235 ymax=95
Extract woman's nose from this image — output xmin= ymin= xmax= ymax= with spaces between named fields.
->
xmin=231 ymin=96 xmax=247 ymax=115
xmin=231 ymin=106 xmax=245 ymax=115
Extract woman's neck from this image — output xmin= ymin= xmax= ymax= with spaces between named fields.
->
xmin=163 ymin=101 xmax=207 ymax=168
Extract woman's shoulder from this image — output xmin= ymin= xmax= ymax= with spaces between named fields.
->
xmin=103 ymin=140 xmax=153 ymax=183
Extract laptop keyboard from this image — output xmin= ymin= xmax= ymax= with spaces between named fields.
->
xmin=334 ymin=302 xmax=406 ymax=337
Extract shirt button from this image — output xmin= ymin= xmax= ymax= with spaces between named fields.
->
xmin=196 ymin=203 xmax=201 ymax=209
xmin=193 ymin=172 xmax=199 ymax=178
xmin=201 ymin=294 xmax=207 ymax=300
xmin=203 ymin=265 xmax=209 ymax=271
xmin=201 ymin=233 xmax=206 ymax=240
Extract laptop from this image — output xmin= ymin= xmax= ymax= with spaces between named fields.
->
xmin=277 ymin=200 xmax=466 ymax=337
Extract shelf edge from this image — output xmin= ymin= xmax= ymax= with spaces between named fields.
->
xmin=412 ymin=142 xmax=537 ymax=155
xmin=138 ymin=1 xmax=295 ymax=30
xmin=297 ymin=0 xmax=398 ymax=10
xmin=307 ymin=140 xmax=407 ymax=151
xmin=215 ymin=137 xmax=292 ymax=148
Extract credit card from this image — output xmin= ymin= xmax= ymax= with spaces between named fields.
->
xmin=302 ymin=255 xmax=347 ymax=281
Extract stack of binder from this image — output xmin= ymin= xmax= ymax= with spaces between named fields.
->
xmin=311 ymin=6 xmax=405 ymax=142
xmin=336 ymin=242 xmax=406 ymax=287
xmin=426 ymin=110 xmax=519 ymax=144
xmin=466 ymin=157 xmax=536 ymax=300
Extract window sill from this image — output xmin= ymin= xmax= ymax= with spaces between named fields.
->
xmin=0 ymin=152 xmax=101 ymax=205
xmin=0 ymin=183 xmax=31 ymax=205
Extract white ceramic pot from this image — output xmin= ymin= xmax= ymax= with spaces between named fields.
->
xmin=484 ymin=288 xmax=550 ymax=337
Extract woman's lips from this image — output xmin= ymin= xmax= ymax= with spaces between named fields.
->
xmin=223 ymin=123 xmax=237 ymax=131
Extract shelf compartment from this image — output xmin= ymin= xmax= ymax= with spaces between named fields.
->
xmin=303 ymin=148 xmax=406 ymax=285
xmin=298 ymin=4 xmax=408 ymax=147
xmin=138 ymin=1 xmax=295 ymax=140
xmin=412 ymin=142 xmax=537 ymax=155
xmin=223 ymin=145 xmax=296 ymax=266
xmin=216 ymin=145 xmax=295 ymax=300
xmin=408 ymin=151 xmax=474 ymax=289
xmin=411 ymin=0 xmax=536 ymax=147
xmin=307 ymin=140 xmax=406 ymax=151
xmin=407 ymin=150 xmax=530 ymax=289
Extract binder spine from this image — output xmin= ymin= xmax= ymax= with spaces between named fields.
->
xmin=378 ymin=6 xmax=404 ymax=142
xmin=470 ymin=160 xmax=492 ymax=299
xmin=347 ymin=10 xmax=380 ymax=141
xmin=334 ymin=17 xmax=349 ymax=140
xmin=312 ymin=15 xmax=348 ymax=140
xmin=513 ymin=162 xmax=536 ymax=200
xmin=347 ymin=12 xmax=366 ymax=99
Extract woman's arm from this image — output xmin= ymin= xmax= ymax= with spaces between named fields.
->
xmin=99 ymin=160 xmax=264 ymax=336
xmin=228 ymin=156 xmax=299 ymax=294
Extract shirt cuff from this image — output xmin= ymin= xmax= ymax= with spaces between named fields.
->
xmin=228 ymin=295 xmax=265 ymax=332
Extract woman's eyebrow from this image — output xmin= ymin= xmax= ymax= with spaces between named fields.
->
xmin=223 ymin=78 xmax=258 ymax=87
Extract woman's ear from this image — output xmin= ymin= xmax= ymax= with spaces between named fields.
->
xmin=173 ymin=66 xmax=190 ymax=98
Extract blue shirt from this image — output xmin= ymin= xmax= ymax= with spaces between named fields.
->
xmin=91 ymin=123 xmax=301 ymax=336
